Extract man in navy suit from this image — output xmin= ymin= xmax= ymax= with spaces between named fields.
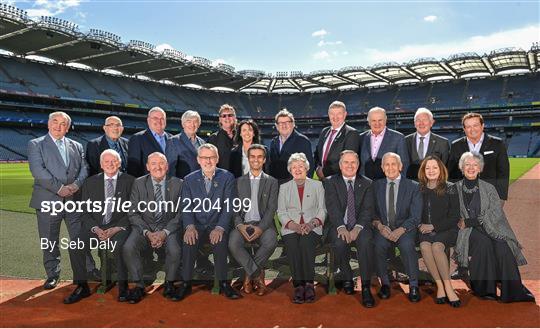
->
xmin=359 ymin=107 xmax=409 ymax=180
xmin=268 ymin=109 xmax=314 ymax=184
xmin=86 ymin=116 xmax=128 ymax=176
xmin=372 ymin=152 xmax=422 ymax=303
xmin=127 ymin=107 xmax=171 ymax=177
xmin=166 ymin=110 xmax=205 ymax=179
xmin=177 ymin=143 xmax=241 ymax=300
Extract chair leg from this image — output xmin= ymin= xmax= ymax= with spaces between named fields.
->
xmin=327 ymin=248 xmax=337 ymax=295
xmin=211 ymin=275 xmax=220 ymax=295
xmin=97 ymin=249 xmax=115 ymax=294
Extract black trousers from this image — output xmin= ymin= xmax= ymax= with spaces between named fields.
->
xmin=182 ymin=227 xmax=229 ymax=281
xmin=327 ymin=227 xmax=373 ymax=285
xmin=468 ymin=228 xmax=533 ymax=302
xmin=282 ymin=231 xmax=320 ymax=286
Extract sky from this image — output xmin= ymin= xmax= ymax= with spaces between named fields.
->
xmin=4 ymin=0 xmax=540 ymax=74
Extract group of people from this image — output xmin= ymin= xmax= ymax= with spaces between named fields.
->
xmin=27 ymin=101 xmax=535 ymax=308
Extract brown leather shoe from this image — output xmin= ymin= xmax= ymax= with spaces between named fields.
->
xmin=254 ymin=270 xmax=267 ymax=296
xmin=242 ymin=273 xmax=253 ymax=294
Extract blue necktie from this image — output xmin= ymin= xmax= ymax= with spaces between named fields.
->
xmin=56 ymin=139 xmax=68 ymax=166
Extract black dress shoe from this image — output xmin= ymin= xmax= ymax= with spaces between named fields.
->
xmin=408 ymin=286 xmax=421 ymax=303
xmin=128 ymin=287 xmax=145 ymax=304
xmin=117 ymin=281 xmax=129 ymax=302
xmin=435 ymin=296 xmax=448 ymax=304
xmin=361 ymin=287 xmax=375 ymax=308
xmin=177 ymin=282 xmax=192 ymax=301
xmin=448 ymin=298 xmax=461 ymax=308
xmin=163 ymin=281 xmax=176 ymax=299
xmin=342 ymin=280 xmax=355 ymax=295
xmin=292 ymin=286 xmax=304 ymax=304
xmin=44 ymin=277 xmax=59 ymax=290
xmin=220 ymin=281 xmax=241 ymax=300
xmin=304 ymin=283 xmax=315 ymax=303
xmin=63 ymin=283 xmax=91 ymax=304
xmin=377 ymin=284 xmax=391 ymax=299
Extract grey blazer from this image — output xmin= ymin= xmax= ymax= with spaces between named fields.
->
xmin=277 ymin=178 xmax=327 ymax=236
xmin=28 ymin=134 xmax=88 ymax=209
xmin=405 ymin=132 xmax=449 ymax=179
xmin=128 ymin=175 xmax=183 ymax=234
xmin=233 ymin=172 xmax=278 ymax=231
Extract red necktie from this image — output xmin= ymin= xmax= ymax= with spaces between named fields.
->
xmin=322 ymin=129 xmax=337 ymax=166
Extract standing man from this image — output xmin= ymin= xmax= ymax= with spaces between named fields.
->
xmin=123 ymin=152 xmax=183 ymax=303
xmin=229 ymin=144 xmax=278 ymax=296
xmin=359 ymin=107 xmax=409 ymax=180
xmin=167 ymin=110 xmax=206 ymax=179
xmin=268 ymin=109 xmax=314 ymax=184
xmin=372 ymin=152 xmax=422 ymax=303
xmin=324 ymin=150 xmax=375 ymax=308
xmin=314 ymin=101 xmax=360 ymax=180
xmin=27 ymin=111 xmax=89 ymax=290
xmin=448 ymin=112 xmax=510 ymax=203
xmin=64 ymin=149 xmax=135 ymax=304
xmin=177 ymin=144 xmax=240 ymax=300
xmin=208 ymin=104 xmax=237 ymax=171
xmin=86 ymin=116 xmax=128 ymax=176
xmin=405 ymin=108 xmax=449 ymax=180
xmin=127 ymin=107 xmax=171 ymax=177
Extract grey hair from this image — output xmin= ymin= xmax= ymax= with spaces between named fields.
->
xmin=49 ymin=111 xmax=71 ymax=126
xmin=147 ymin=152 xmax=167 ymax=163
xmin=458 ymin=151 xmax=484 ymax=173
xmin=339 ymin=150 xmax=360 ymax=166
xmin=287 ymin=152 xmax=310 ymax=173
xmin=100 ymin=149 xmax=121 ymax=163
xmin=381 ymin=152 xmax=402 ymax=166
xmin=105 ymin=116 xmax=123 ymax=126
xmin=181 ymin=110 xmax=201 ymax=125
xmin=148 ymin=106 xmax=166 ymax=117
xmin=367 ymin=106 xmax=387 ymax=121
xmin=198 ymin=143 xmax=219 ymax=157
xmin=275 ymin=108 xmax=295 ymax=124
xmin=414 ymin=107 xmax=434 ymax=122
xmin=328 ymin=101 xmax=346 ymax=112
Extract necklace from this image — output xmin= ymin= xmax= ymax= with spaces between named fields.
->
xmin=462 ymin=184 xmax=479 ymax=194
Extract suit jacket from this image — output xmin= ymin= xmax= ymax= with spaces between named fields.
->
xmin=127 ymin=129 xmax=171 ymax=177
xmin=86 ymin=135 xmax=128 ymax=176
xmin=324 ymin=173 xmax=374 ymax=230
xmin=269 ymin=129 xmax=314 ymax=183
xmin=314 ymin=124 xmax=361 ymax=178
xmin=447 ymin=134 xmax=509 ymax=200
xmin=166 ymin=132 xmax=205 ymax=179
xmin=229 ymin=145 xmax=270 ymax=178
xmin=181 ymin=168 xmax=236 ymax=231
xmin=405 ymin=132 xmax=449 ymax=180
xmin=277 ymin=178 xmax=327 ymax=236
xmin=359 ymin=128 xmax=409 ymax=180
xmin=128 ymin=174 xmax=183 ymax=234
xmin=233 ymin=172 xmax=278 ymax=231
xmin=373 ymin=176 xmax=422 ymax=232
xmin=28 ymin=134 xmax=88 ymax=209
xmin=79 ymin=172 xmax=135 ymax=230
xmin=208 ymin=128 xmax=235 ymax=171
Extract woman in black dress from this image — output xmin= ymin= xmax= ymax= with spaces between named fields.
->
xmin=454 ymin=152 xmax=535 ymax=303
xmin=418 ymin=156 xmax=461 ymax=307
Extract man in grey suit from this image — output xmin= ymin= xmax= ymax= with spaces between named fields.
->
xmin=123 ymin=152 xmax=183 ymax=303
xmin=359 ymin=107 xmax=409 ymax=180
xmin=27 ymin=111 xmax=89 ymax=290
xmin=229 ymin=144 xmax=278 ymax=296
xmin=405 ymin=108 xmax=449 ymax=180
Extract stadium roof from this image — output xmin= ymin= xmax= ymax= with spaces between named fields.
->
xmin=1 ymin=3 xmax=538 ymax=93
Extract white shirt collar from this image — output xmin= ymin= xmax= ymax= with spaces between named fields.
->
xmin=49 ymin=133 xmax=66 ymax=143
xmin=249 ymin=171 xmax=262 ymax=179
xmin=104 ymin=172 xmax=119 ymax=181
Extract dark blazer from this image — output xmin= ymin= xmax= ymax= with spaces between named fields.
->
xmin=405 ymin=132 xmax=449 ymax=180
xmin=208 ymin=128 xmax=235 ymax=171
xmin=448 ymin=134 xmax=509 ymax=200
xmin=324 ymin=173 xmax=374 ymax=230
xmin=79 ymin=172 xmax=135 ymax=230
xmin=229 ymin=144 xmax=269 ymax=178
xmin=166 ymin=132 xmax=205 ymax=179
xmin=373 ymin=176 xmax=422 ymax=232
xmin=181 ymin=168 xmax=236 ymax=231
xmin=359 ymin=128 xmax=409 ymax=180
xmin=86 ymin=135 xmax=128 ymax=176
xmin=128 ymin=174 xmax=183 ymax=234
xmin=268 ymin=129 xmax=314 ymax=183
xmin=127 ymin=129 xmax=171 ymax=177
xmin=314 ymin=124 xmax=361 ymax=178
xmin=233 ymin=172 xmax=278 ymax=231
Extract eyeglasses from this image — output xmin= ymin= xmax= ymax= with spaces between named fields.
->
xmin=198 ymin=156 xmax=218 ymax=161
xmin=276 ymin=120 xmax=293 ymax=126
xmin=220 ymin=114 xmax=235 ymax=118
xmin=105 ymin=123 xmax=123 ymax=128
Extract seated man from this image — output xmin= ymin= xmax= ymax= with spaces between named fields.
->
xmin=64 ymin=149 xmax=135 ymax=304
xmin=177 ymin=143 xmax=240 ymax=300
xmin=372 ymin=152 xmax=422 ymax=303
xmin=324 ymin=150 xmax=375 ymax=308
xmin=123 ymin=152 xmax=183 ymax=303
xmin=229 ymin=144 xmax=278 ymax=296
